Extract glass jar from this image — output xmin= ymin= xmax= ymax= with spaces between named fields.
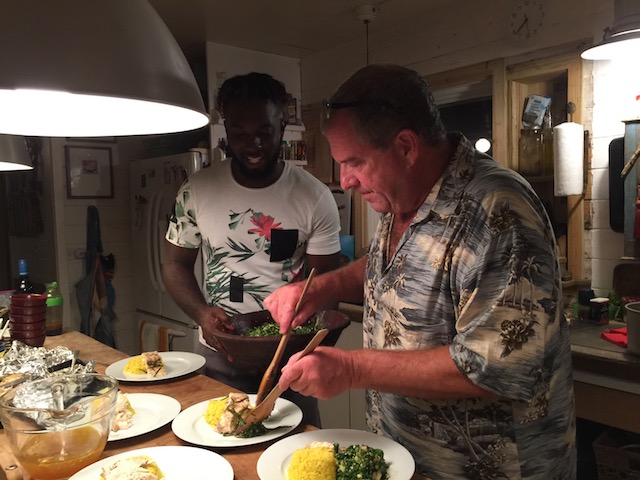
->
xmin=518 ymin=128 xmax=543 ymax=176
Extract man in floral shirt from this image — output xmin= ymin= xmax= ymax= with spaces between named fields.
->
xmin=266 ymin=65 xmax=576 ymax=478
xmin=162 ymin=73 xmax=341 ymax=426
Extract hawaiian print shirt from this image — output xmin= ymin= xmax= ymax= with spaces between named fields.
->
xmin=364 ymin=133 xmax=576 ymax=479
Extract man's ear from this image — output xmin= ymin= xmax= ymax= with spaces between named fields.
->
xmin=394 ymin=129 xmax=420 ymax=166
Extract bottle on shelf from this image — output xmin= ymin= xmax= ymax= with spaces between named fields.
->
xmin=541 ymin=107 xmax=554 ymax=176
xmin=14 ymin=258 xmax=34 ymax=294
xmin=45 ymin=281 xmax=64 ymax=336
xmin=518 ymin=127 xmax=543 ymax=176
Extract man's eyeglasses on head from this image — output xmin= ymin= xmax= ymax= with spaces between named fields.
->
xmin=322 ymin=98 xmax=402 ymax=120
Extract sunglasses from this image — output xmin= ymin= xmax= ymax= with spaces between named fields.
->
xmin=322 ymin=98 xmax=403 ymax=120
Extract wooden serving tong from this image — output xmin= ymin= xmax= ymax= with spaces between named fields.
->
xmin=237 ymin=327 xmax=329 ymax=435
xmin=255 ymin=267 xmax=316 ymax=405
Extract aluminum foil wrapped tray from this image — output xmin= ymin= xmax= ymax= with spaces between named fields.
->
xmin=0 ymin=340 xmax=94 ymax=394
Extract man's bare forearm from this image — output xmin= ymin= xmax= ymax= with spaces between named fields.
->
xmin=162 ymin=260 xmax=209 ymax=325
xmin=313 ymin=256 xmax=367 ymax=306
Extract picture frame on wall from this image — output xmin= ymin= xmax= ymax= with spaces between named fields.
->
xmin=65 ymin=145 xmax=114 ymax=199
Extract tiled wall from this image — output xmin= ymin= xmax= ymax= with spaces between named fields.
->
xmin=589 ymin=60 xmax=640 ymax=296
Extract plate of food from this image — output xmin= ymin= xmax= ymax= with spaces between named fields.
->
xmin=105 ymin=351 xmax=205 ymax=382
xmin=171 ymin=392 xmax=303 ymax=447
xmin=68 ymin=445 xmax=233 ymax=480
xmin=256 ymin=428 xmax=416 ymax=480
xmin=108 ymin=392 xmax=181 ymax=441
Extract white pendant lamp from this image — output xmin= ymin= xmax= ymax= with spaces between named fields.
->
xmin=0 ymin=1 xmax=209 ymax=137
xmin=0 ymin=135 xmax=32 ymax=171
xmin=582 ymin=0 xmax=640 ymax=60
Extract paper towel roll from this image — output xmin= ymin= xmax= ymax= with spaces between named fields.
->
xmin=553 ymin=122 xmax=584 ymax=196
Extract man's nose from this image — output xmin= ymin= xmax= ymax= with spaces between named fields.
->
xmin=254 ymin=136 xmax=262 ymax=148
xmin=340 ymin=165 xmax=358 ymax=190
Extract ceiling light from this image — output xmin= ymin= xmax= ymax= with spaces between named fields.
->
xmin=0 ymin=135 xmax=32 ymax=171
xmin=0 ymin=0 xmax=209 ymax=137
xmin=582 ymin=0 xmax=640 ymax=60
xmin=475 ymin=138 xmax=492 ymax=153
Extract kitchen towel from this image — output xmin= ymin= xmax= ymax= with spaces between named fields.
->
xmin=553 ymin=122 xmax=584 ymax=196
xmin=600 ymin=326 xmax=628 ymax=348
xmin=139 ymin=319 xmax=186 ymax=352
xmin=139 ymin=320 xmax=170 ymax=352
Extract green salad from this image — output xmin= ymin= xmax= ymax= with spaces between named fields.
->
xmin=334 ymin=443 xmax=390 ymax=480
xmin=243 ymin=320 xmax=318 ymax=337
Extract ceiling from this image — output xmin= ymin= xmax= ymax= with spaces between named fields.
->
xmin=149 ymin=0 xmax=454 ymax=64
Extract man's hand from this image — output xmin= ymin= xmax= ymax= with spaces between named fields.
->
xmin=200 ymin=306 xmax=233 ymax=348
xmin=278 ymin=346 xmax=356 ymax=400
xmin=264 ymin=282 xmax=318 ymax=333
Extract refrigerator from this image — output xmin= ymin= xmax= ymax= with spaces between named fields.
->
xmin=129 ymin=151 xmax=207 ymax=352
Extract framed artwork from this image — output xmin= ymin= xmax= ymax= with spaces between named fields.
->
xmin=65 ymin=145 xmax=114 ymax=199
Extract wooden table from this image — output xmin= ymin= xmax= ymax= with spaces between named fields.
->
xmin=0 ymin=331 xmax=428 ymax=479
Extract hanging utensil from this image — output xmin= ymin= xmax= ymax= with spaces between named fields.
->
xmin=236 ymin=327 xmax=329 ymax=435
xmin=254 ymin=267 xmax=316 ymax=405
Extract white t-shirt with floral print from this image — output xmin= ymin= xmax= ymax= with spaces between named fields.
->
xmin=166 ymin=159 xmax=341 ymax=321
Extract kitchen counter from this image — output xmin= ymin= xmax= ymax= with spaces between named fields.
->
xmin=338 ymin=303 xmax=640 ymax=434
xmin=569 ymin=319 xmax=640 ymax=434
xmin=0 ymin=331 xmax=429 ymax=480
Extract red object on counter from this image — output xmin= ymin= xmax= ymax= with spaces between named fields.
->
xmin=600 ymin=326 xmax=628 ymax=347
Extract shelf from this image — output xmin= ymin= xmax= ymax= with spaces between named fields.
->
xmin=522 ymin=175 xmax=554 ymax=183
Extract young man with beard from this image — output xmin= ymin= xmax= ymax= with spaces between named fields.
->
xmin=162 ymin=72 xmax=341 ymax=426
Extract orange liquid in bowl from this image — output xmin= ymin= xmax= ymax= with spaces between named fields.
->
xmin=14 ymin=425 xmax=106 ymax=479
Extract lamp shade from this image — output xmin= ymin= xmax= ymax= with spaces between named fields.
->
xmin=0 ymin=135 xmax=32 ymax=171
xmin=582 ymin=0 xmax=640 ymax=60
xmin=0 ymin=0 xmax=209 ymax=137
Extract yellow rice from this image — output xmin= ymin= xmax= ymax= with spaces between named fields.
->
xmin=203 ymin=397 xmax=228 ymax=427
xmin=287 ymin=446 xmax=336 ymax=480
xmin=123 ymin=356 xmax=147 ymax=374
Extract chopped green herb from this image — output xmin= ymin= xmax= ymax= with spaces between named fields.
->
xmin=234 ymin=421 xmax=267 ymax=438
xmin=334 ymin=443 xmax=390 ymax=480
xmin=243 ymin=321 xmax=318 ymax=337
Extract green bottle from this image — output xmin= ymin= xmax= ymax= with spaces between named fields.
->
xmin=45 ymin=281 xmax=63 ymax=336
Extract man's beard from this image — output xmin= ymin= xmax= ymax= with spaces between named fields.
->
xmin=231 ymin=150 xmax=280 ymax=179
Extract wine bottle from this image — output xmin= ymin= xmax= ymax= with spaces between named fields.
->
xmin=14 ymin=258 xmax=35 ymax=294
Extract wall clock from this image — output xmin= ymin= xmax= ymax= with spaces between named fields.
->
xmin=509 ymin=0 xmax=545 ymax=41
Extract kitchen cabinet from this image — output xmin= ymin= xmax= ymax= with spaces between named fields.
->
xmin=505 ymin=53 xmax=586 ymax=282
xmin=427 ymin=53 xmax=586 ymax=283
xmin=318 ymin=303 xmax=367 ymax=430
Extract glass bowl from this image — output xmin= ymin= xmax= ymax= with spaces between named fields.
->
xmin=0 ymin=373 xmax=118 ymax=480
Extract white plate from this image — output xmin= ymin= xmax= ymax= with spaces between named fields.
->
xmin=171 ymin=394 xmax=303 ymax=448
xmin=108 ymin=393 xmax=181 ymax=441
xmin=105 ymin=351 xmax=205 ymax=382
xmin=257 ymin=428 xmax=416 ymax=480
xmin=68 ymin=445 xmax=233 ymax=480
